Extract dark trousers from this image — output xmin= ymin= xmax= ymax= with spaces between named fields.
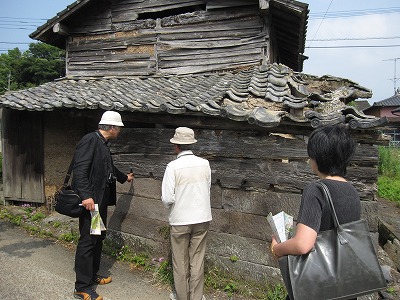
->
xmin=75 ymin=200 xmax=108 ymax=291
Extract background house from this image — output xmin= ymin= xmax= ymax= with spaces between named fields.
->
xmin=0 ymin=0 xmax=388 ymax=284
xmin=364 ymin=89 xmax=400 ymax=146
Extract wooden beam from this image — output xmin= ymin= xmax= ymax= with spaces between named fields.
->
xmin=53 ymin=23 xmax=70 ymax=36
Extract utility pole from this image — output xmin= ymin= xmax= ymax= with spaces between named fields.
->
xmin=383 ymin=57 xmax=400 ymax=95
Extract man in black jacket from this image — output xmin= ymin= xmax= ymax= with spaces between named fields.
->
xmin=72 ymin=111 xmax=134 ymax=300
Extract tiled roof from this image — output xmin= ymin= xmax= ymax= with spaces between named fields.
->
xmin=371 ymin=92 xmax=400 ymax=107
xmin=0 ymin=64 xmax=387 ymax=129
xmin=353 ymin=100 xmax=370 ymax=112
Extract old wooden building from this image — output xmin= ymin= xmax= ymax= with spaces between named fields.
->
xmin=0 ymin=0 xmax=388 ymax=284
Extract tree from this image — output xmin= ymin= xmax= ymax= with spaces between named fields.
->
xmin=0 ymin=43 xmax=65 ymax=95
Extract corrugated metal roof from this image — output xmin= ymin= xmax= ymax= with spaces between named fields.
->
xmin=0 ymin=64 xmax=387 ymax=129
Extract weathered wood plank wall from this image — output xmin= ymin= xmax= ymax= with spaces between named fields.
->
xmin=66 ymin=0 xmax=267 ymax=76
xmin=106 ymin=126 xmax=379 ymax=283
xmin=2 ymin=110 xmax=45 ymax=203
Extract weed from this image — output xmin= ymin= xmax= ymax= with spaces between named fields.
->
xmin=205 ymin=266 xmax=287 ymax=299
xmin=158 ymin=226 xmax=170 ymax=240
xmin=52 ymin=221 xmax=61 ymax=228
xmin=131 ymin=253 xmax=149 ymax=268
xmin=10 ymin=215 xmax=22 ymax=226
xmin=386 ymin=286 xmax=395 ymax=294
xmin=154 ymin=259 xmax=174 ymax=286
xmin=266 ymin=284 xmax=286 ymax=300
xmin=0 ymin=208 xmax=10 ymax=219
xmin=378 ymin=147 xmax=400 ymax=204
xmin=229 ymin=255 xmax=238 ymax=263
xmin=60 ymin=232 xmax=79 ymax=243
xmin=112 ymin=245 xmax=133 ymax=262
xmin=30 ymin=212 xmax=46 ymax=222
xmin=224 ymin=281 xmax=238 ymax=297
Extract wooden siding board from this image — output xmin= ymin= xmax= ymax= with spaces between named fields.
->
xmin=159 ymin=17 xmax=263 ymax=33
xmin=160 ymin=8 xmax=260 ymax=26
xmin=158 ymin=61 xmax=259 ymax=75
xmin=158 ymin=35 xmax=266 ymax=50
xmin=111 ymin=127 xmax=379 ymax=194
xmin=2 ymin=110 xmax=44 ymax=202
xmin=158 ymin=53 xmax=262 ymax=68
xmin=158 ymin=28 xmax=263 ymax=41
xmin=158 ymin=42 xmax=265 ymax=57
xmin=2 ymin=109 xmax=22 ymax=199
xmin=112 ymin=0 xmax=206 ymax=13
xmin=158 ymin=48 xmax=261 ymax=62
xmin=69 ymin=53 xmax=152 ymax=63
xmin=206 ymin=0 xmax=258 ymax=10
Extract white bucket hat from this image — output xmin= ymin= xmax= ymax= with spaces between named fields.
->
xmin=99 ymin=111 xmax=124 ymax=127
xmin=170 ymin=127 xmax=197 ymax=144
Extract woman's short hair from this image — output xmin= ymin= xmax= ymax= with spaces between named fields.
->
xmin=307 ymin=124 xmax=356 ymax=177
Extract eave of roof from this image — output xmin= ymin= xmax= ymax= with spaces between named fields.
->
xmin=370 ymin=93 xmax=400 ymax=107
xmin=29 ymin=0 xmax=91 ymax=48
xmin=270 ymin=0 xmax=309 ymax=71
xmin=0 ymin=63 xmax=387 ymax=130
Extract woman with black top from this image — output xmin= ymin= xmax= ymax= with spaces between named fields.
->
xmin=270 ymin=124 xmax=360 ymax=300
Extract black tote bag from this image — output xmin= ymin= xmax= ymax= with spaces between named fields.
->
xmin=54 ymin=158 xmax=83 ymax=218
xmin=279 ymin=182 xmax=386 ymax=300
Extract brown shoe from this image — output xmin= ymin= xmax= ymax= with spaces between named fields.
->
xmin=73 ymin=288 xmax=103 ymax=300
xmin=94 ymin=274 xmax=112 ymax=285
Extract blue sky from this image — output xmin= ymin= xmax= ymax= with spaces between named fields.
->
xmin=0 ymin=0 xmax=399 ymax=104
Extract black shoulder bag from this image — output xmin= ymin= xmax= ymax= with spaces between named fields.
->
xmin=278 ymin=181 xmax=386 ymax=300
xmin=54 ymin=158 xmax=83 ymax=218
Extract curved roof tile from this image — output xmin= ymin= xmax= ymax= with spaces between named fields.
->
xmin=0 ymin=63 xmax=387 ymax=129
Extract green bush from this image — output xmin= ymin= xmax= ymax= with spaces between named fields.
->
xmin=378 ymin=147 xmax=400 ymax=177
xmin=378 ymin=146 xmax=400 ymax=204
xmin=378 ymin=176 xmax=400 ymax=203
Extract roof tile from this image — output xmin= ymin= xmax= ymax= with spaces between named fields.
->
xmin=0 ymin=63 xmax=387 ymax=129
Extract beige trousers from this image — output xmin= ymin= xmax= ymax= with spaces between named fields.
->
xmin=170 ymin=222 xmax=210 ymax=300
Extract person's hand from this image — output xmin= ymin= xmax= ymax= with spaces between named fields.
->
xmin=81 ymin=198 xmax=95 ymax=211
xmin=270 ymin=235 xmax=279 ymax=259
xmin=127 ymin=172 xmax=134 ymax=182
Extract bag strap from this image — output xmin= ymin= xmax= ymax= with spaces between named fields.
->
xmin=63 ymin=157 xmax=75 ymax=186
xmin=65 ymin=131 xmax=101 ymax=187
xmin=315 ymin=181 xmax=349 ymax=245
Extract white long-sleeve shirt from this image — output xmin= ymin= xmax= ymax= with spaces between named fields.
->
xmin=161 ymin=150 xmax=212 ymax=226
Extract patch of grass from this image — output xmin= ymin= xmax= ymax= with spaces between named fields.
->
xmin=378 ymin=147 xmax=400 ymax=205
xmin=52 ymin=221 xmax=61 ymax=228
xmin=23 ymin=224 xmax=53 ymax=238
xmin=205 ymin=266 xmax=287 ymax=300
xmin=379 ymin=147 xmax=400 ymax=178
xmin=30 ymin=212 xmax=46 ymax=222
xmin=60 ymin=232 xmax=79 ymax=243
xmin=378 ymin=176 xmax=400 ymax=203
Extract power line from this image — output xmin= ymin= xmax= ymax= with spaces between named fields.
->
xmin=0 ymin=27 xmax=37 ymax=30
xmin=0 ymin=16 xmax=47 ymax=21
xmin=307 ymin=44 xmax=400 ymax=49
xmin=307 ymin=0 xmax=334 ymax=48
xmin=309 ymin=7 xmax=400 ymax=19
xmin=0 ymin=42 xmax=31 ymax=44
xmin=309 ymin=36 xmax=400 ymax=42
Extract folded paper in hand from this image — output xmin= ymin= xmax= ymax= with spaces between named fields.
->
xmin=267 ymin=211 xmax=294 ymax=243
xmin=90 ymin=204 xmax=106 ymax=235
